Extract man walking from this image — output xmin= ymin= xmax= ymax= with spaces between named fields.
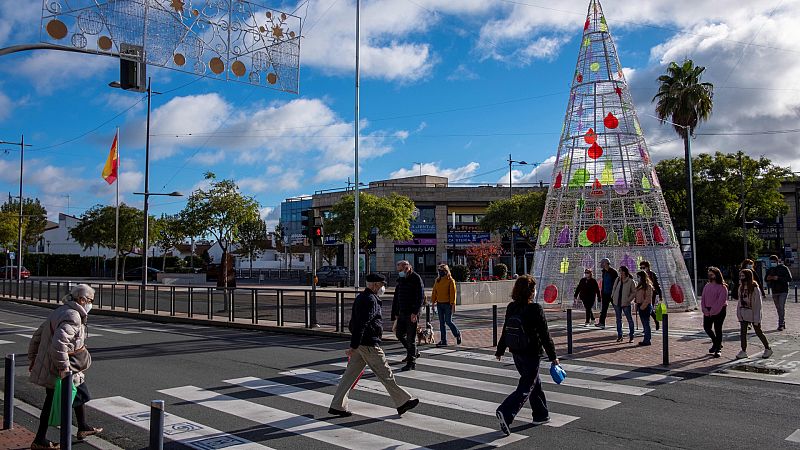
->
xmin=766 ymin=255 xmax=792 ymax=331
xmin=392 ymin=260 xmax=424 ymax=371
xmin=597 ymin=258 xmax=618 ymax=328
xmin=329 ymin=273 xmax=419 ymax=417
xmin=639 ymin=260 xmax=662 ymax=331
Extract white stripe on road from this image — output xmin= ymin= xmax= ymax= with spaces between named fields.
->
xmin=160 ymin=385 xmax=428 ymax=450
xmin=787 ymin=429 xmax=800 ymax=443
xmin=331 ymin=362 xmax=618 ymax=410
xmin=0 ymin=321 xmax=37 ymax=330
xmin=282 ymin=368 xmax=578 ymax=428
xmin=386 ymin=355 xmax=653 ymax=395
xmin=15 ymin=334 xmax=32 ymax=339
xmin=89 ymin=396 xmax=271 ymax=449
xmin=422 ymin=348 xmax=682 ymax=384
xmin=0 ymin=340 xmax=14 ymax=345
xmin=225 ymin=376 xmax=526 ymax=447
xmin=91 ymin=326 xmax=140 ymax=335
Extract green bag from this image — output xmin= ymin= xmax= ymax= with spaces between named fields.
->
xmin=49 ymin=378 xmax=78 ymax=427
xmin=655 ymin=302 xmax=668 ymax=322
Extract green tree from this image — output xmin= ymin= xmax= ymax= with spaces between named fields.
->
xmin=179 ymin=172 xmax=260 ymax=287
xmin=655 ymin=152 xmax=790 ymax=268
xmin=325 ymin=192 xmax=415 ymax=274
xmin=0 ymin=198 xmax=48 ymax=252
xmin=479 ymin=191 xmax=546 ymax=250
xmin=69 ymin=203 xmax=157 ymax=279
xmin=320 ymin=245 xmax=338 ymax=266
xmin=154 ymin=214 xmax=187 ymax=271
xmin=236 ymin=218 xmax=269 ymax=272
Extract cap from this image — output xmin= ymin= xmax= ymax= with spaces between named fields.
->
xmin=365 ymin=273 xmax=386 ymax=283
xmin=600 ymin=258 xmax=611 ymax=265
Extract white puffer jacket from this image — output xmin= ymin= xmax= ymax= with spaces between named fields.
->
xmin=28 ymin=299 xmax=89 ymax=389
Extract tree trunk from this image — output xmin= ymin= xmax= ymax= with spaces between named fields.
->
xmin=121 ymin=254 xmax=128 ymax=281
xmin=162 ymin=251 xmax=167 ymax=271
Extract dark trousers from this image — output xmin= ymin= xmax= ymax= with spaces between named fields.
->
xmin=395 ymin=315 xmax=418 ymax=361
xmin=638 ymin=305 xmax=652 ymax=344
xmin=703 ymin=307 xmax=727 ymax=350
xmin=35 ymin=383 xmax=91 ymax=444
xmin=497 ymin=353 xmax=549 ymax=424
xmin=599 ymin=293 xmax=612 ymax=326
xmin=740 ymin=321 xmax=770 ymax=351
xmin=581 ymin=298 xmax=595 ymax=323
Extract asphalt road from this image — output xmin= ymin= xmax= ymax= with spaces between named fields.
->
xmin=1 ymin=301 xmax=799 ymax=449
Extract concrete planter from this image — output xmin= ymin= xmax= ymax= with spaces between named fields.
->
xmin=456 ymin=279 xmax=515 ymax=305
xmin=156 ymin=273 xmax=207 ymax=285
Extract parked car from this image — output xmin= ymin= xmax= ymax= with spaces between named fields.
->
xmin=0 ymin=266 xmax=30 ymax=279
xmin=124 ymin=266 xmax=161 ymax=281
xmin=316 ymin=266 xmax=349 ymax=287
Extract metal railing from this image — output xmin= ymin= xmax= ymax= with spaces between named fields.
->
xmin=0 ymin=278 xmax=363 ymax=333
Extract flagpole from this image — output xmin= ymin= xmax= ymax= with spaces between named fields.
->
xmin=115 ymin=127 xmax=120 ymax=282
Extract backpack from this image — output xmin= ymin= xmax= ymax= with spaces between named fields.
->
xmin=504 ymin=311 xmax=530 ymax=352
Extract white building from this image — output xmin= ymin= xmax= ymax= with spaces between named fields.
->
xmin=32 ymin=213 xmax=117 ymax=258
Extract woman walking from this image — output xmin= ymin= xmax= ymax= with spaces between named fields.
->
xmin=28 ymin=284 xmax=103 ymax=449
xmin=736 ymin=269 xmax=773 ymax=359
xmin=432 ymin=264 xmax=462 ymax=347
xmin=495 ymin=275 xmax=559 ymax=435
xmin=633 ymin=271 xmax=654 ymax=346
xmin=611 ymin=266 xmax=636 ymax=343
xmin=574 ymin=268 xmax=601 ymax=326
xmin=701 ymin=267 xmax=728 ymax=358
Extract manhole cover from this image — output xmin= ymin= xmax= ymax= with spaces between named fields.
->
xmin=729 ymin=364 xmax=787 ymax=375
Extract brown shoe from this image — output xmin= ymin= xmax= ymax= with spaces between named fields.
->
xmin=30 ymin=441 xmax=60 ymax=449
xmin=77 ymin=427 xmax=103 ymax=440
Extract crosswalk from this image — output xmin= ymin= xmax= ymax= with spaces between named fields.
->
xmin=88 ymin=348 xmax=680 ymax=448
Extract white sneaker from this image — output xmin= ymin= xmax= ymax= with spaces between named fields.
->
xmin=735 ymin=350 xmax=748 ymax=359
xmin=762 ymin=348 xmax=773 ymax=359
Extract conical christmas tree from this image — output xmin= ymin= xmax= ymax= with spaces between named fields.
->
xmin=532 ymin=0 xmax=697 ymax=311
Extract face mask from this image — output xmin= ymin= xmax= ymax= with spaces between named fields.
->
xmin=438 ymin=271 xmax=446 ymax=277
xmin=84 ymin=303 xmax=93 ymax=313
xmin=377 ymin=286 xmax=386 ymax=296
xmin=398 ymin=271 xmax=406 ymax=278
xmin=739 ymin=277 xmax=746 ymax=281
xmin=584 ymin=274 xmax=590 ymax=278
xmin=746 ymin=264 xmax=753 ymax=269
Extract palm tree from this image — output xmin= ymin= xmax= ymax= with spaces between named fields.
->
xmin=652 ymin=59 xmax=714 ymax=291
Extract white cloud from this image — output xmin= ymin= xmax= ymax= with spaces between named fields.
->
xmin=315 ymin=163 xmax=353 ymax=183
xmin=496 ymin=156 xmax=557 ymax=186
xmin=14 ymin=51 xmax=115 ymax=94
xmin=390 ymin=162 xmax=480 ymax=182
xmin=240 ymin=168 xmax=303 ymax=193
xmin=447 ymin=64 xmax=479 ymax=81
xmin=194 ymin=151 xmax=226 ymax=165
xmin=0 ymin=90 xmax=12 ymax=121
xmin=0 ymin=1 xmax=40 ymax=46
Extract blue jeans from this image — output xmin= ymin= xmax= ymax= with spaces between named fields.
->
xmin=436 ymin=304 xmax=461 ymax=344
xmin=614 ymin=304 xmax=635 ymax=339
xmin=638 ymin=305 xmax=652 ymax=344
xmin=497 ymin=353 xmax=549 ymax=423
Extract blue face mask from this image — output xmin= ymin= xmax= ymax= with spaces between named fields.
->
xmin=398 ymin=271 xmax=406 ymax=278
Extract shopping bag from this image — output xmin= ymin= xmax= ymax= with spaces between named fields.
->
xmin=655 ymin=302 xmax=667 ymax=322
xmin=550 ymin=364 xmax=567 ymax=385
xmin=49 ymin=377 xmax=78 ymax=427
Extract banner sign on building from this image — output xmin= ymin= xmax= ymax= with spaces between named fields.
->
xmin=410 ymin=223 xmax=437 ymax=234
xmin=447 ymin=232 xmax=491 ymax=244
xmin=395 ymin=238 xmax=437 ymax=245
xmin=394 ymin=245 xmax=436 ymax=253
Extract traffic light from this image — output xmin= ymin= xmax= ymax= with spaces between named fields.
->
xmin=300 ymin=209 xmax=312 ymax=238
xmin=311 ymin=224 xmax=324 ymax=246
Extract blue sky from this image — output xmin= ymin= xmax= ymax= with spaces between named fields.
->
xmin=1 ymin=0 xmax=798 ymax=230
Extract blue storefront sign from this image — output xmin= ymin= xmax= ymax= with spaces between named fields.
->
xmin=447 ymin=232 xmax=491 ymax=244
xmin=410 ymin=223 xmax=437 ymax=234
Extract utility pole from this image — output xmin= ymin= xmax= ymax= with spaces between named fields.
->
xmin=739 ymin=152 xmax=747 ymax=259
xmin=0 ymin=136 xmax=31 ymax=288
xmin=353 ymin=0 xmax=361 ymax=288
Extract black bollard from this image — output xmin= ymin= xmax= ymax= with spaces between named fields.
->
xmin=567 ymin=308 xmax=573 ymax=355
xmin=149 ymin=400 xmax=165 ymax=450
xmin=60 ymin=371 xmax=73 ymax=450
xmin=3 ymin=354 xmax=14 ymax=430
xmin=662 ymin=313 xmax=669 ymax=366
xmin=492 ymin=305 xmax=498 ymax=347
xmin=426 ymin=304 xmax=431 ymax=324
xmin=795 ymin=283 xmax=798 ymax=303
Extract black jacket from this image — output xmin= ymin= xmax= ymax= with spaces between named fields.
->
xmin=391 ymin=271 xmax=424 ymax=319
xmin=574 ymin=278 xmax=601 ymax=302
xmin=348 ymin=288 xmax=383 ymax=348
xmin=496 ymin=301 xmax=557 ymax=361
xmin=767 ymin=264 xmax=793 ymax=294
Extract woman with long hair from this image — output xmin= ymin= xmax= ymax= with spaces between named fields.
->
xmin=611 ymin=266 xmax=636 ymax=343
xmin=431 ymin=264 xmax=461 ymax=347
xmin=633 ymin=271 xmax=654 ymax=346
xmin=574 ymin=268 xmax=601 ymax=326
xmin=736 ymin=269 xmax=773 ymax=359
xmin=701 ymin=267 xmax=728 ymax=358
xmin=495 ymin=275 xmax=559 ymax=435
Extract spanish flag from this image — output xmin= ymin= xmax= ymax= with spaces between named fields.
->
xmin=102 ymin=132 xmax=119 ymax=184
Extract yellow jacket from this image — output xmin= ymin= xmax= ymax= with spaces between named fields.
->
xmin=432 ymin=276 xmax=457 ymax=306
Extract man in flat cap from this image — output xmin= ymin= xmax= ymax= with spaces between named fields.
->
xmin=329 ymin=273 xmax=419 ymax=417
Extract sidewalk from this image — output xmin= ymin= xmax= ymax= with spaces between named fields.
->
xmin=0 ymin=419 xmax=36 ymax=450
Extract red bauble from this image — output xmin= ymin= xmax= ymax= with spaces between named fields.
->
xmin=604 ymin=112 xmax=619 ymax=129
xmin=653 ymin=225 xmax=666 ymax=244
xmin=554 ymin=172 xmax=563 ymax=188
xmin=584 ymin=128 xmax=597 ymax=144
xmin=614 ymin=87 xmax=623 ymax=98
xmin=584 ymin=19 xmax=590 ymax=31
xmin=544 ymin=285 xmax=559 ymax=304
xmin=670 ymin=284 xmax=685 ymax=304
xmin=590 ymin=178 xmax=604 ymax=197
xmin=577 ymin=73 xmax=583 ymax=83
xmin=586 ymin=225 xmax=607 ymax=244
xmin=635 ymin=229 xmax=646 ymax=245
xmin=587 ymin=142 xmax=603 ymax=159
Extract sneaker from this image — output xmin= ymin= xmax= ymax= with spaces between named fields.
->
xmin=778 ymin=326 xmax=785 ymax=331
xmin=532 ymin=416 xmax=551 ymax=425
xmin=496 ymin=410 xmax=511 ymax=436
xmin=397 ymin=398 xmax=419 ymax=416
xmin=735 ymin=350 xmax=748 ymax=359
xmin=456 ymin=335 xmax=462 ymax=345
xmin=616 ymin=336 xmax=623 ymax=343
xmin=713 ymin=351 xmax=721 ymax=358
xmin=762 ymin=348 xmax=773 ymax=359
xmin=596 ymin=323 xmax=605 ymax=329
xmin=637 ymin=341 xmax=651 ymax=346
xmin=400 ymin=363 xmax=416 ymax=372
xmin=655 ymin=321 xmax=660 ymax=331
xmin=435 ymin=341 xmax=447 ymax=348
xmin=328 ymin=408 xmax=353 ymax=417
xmin=30 ymin=441 xmax=60 ymax=450
xmin=584 ymin=322 xmax=590 ymax=327
xmin=708 ymin=346 xmax=717 ymax=354
xmin=76 ymin=427 xmax=103 ymax=440
xmin=629 ymin=336 xmax=634 ymax=343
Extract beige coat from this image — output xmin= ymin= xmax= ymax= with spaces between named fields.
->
xmin=28 ymin=299 xmax=89 ymax=389
xmin=737 ymin=285 xmax=763 ymax=324
xmin=611 ymin=276 xmax=636 ymax=307
xmin=634 ymin=286 xmax=654 ymax=310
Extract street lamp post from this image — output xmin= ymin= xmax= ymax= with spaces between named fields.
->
xmin=46 ymin=240 xmax=50 ymax=278
xmin=508 ymin=154 xmax=531 ymax=276
xmin=133 ymin=191 xmax=182 ymax=286
xmin=0 ymin=137 xmax=31 ymax=287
